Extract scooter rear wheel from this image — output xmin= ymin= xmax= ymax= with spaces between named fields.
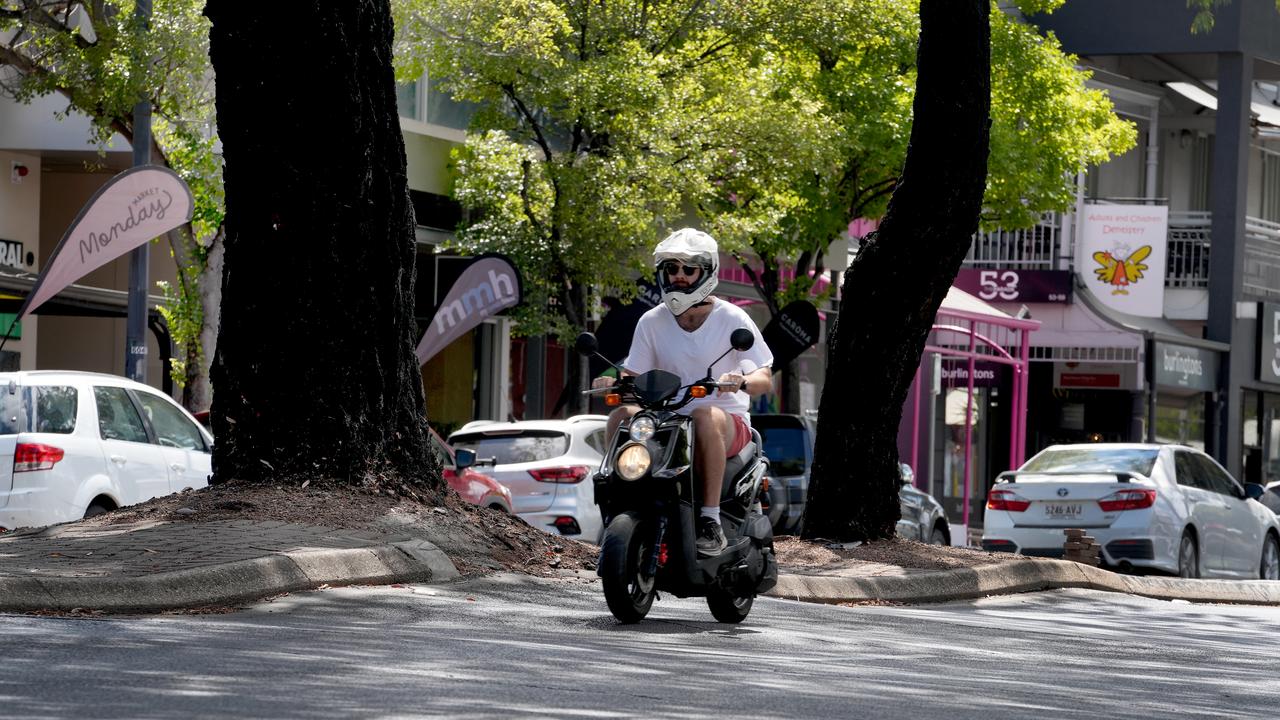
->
xmin=600 ymin=512 xmax=656 ymax=624
xmin=706 ymin=586 xmax=753 ymax=623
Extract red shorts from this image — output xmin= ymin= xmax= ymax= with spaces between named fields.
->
xmin=726 ymin=414 xmax=750 ymax=457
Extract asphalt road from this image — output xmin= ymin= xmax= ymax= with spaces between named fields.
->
xmin=3 ymin=575 xmax=1278 ymax=719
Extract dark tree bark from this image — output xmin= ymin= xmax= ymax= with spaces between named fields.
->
xmin=801 ymin=0 xmax=991 ymax=541
xmin=204 ymin=2 xmax=441 ymax=494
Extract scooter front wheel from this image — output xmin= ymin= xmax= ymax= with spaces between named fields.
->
xmin=706 ymin=586 xmax=753 ymax=623
xmin=599 ymin=512 xmax=656 ymax=623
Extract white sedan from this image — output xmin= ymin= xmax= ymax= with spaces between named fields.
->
xmin=0 ymin=371 xmax=213 ymax=531
xmin=981 ymin=443 xmax=1280 ymax=579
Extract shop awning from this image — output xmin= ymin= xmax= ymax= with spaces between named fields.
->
xmin=0 ymin=267 xmax=167 ymax=317
xmin=1076 ymin=283 xmax=1229 ymax=353
xmin=939 ymin=286 xmax=1013 ymax=318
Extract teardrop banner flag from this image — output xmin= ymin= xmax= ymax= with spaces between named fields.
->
xmin=17 ymin=166 xmax=194 ymax=320
xmin=417 ymin=254 xmax=523 ymax=365
xmin=761 ymin=299 xmax=819 ymax=371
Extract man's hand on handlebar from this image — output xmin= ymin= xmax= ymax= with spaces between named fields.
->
xmin=715 ymin=371 xmax=745 ymax=395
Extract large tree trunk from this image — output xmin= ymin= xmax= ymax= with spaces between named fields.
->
xmin=801 ymin=0 xmax=990 ymax=541
xmin=204 ymin=2 xmax=441 ymax=493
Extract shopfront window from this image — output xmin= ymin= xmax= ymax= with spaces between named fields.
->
xmin=1153 ymin=391 xmax=1206 ymax=451
xmin=935 ymin=384 xmax=989 ymax=526
xmin=1263 ymin=395 xmax=1280 ymax=485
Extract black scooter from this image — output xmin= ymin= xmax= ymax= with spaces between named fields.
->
xmin=576 ymin=329 xmax=777 ymax=624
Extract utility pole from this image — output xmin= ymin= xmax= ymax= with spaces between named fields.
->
xmin=125 ymin=0 xmax=152 ymax=382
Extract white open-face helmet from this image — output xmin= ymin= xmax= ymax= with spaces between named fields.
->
xmin=653 ymin=228 xmax=719 ymax=316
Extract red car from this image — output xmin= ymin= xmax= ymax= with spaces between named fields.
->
xmin=431 ymin=429 xmax=512 ymax=512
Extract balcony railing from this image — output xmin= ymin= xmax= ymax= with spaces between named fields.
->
xmin=965 ymin=213 xmax=1062 ymax=269
xmin=1244 ymin=217 xmax=1280 ymax=297
xmin=964 ymin=209 xmax=1280 ymax=297
xmin=1167 ymin=211 xmax=1211 ymax=289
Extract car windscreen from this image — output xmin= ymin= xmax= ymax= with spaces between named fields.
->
xmin=1020 ymin=448 xmax=1159 ymax=477
xmin=449 ymin=431 xmax=569 ymax=464
xmin=758 ymin=426 xmax=807 ymax=476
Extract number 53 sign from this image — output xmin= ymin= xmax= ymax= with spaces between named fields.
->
xmin=954 ymin=268 xmax=1073 ymax=304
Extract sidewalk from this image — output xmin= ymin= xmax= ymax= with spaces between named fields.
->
xmin=0 ymin=519 xmax=457 ymax=613
xmin=1 ymin=518 xmax=1278 ymax=613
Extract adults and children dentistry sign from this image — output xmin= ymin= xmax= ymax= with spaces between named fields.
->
xmin=15 ymin=166 xmax=193 ymax=320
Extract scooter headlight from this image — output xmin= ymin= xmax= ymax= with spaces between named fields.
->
xmin=615 ymin=443 xmax=651 ymax=481
xmin=628 ymin=415 xmax=656 ymax=442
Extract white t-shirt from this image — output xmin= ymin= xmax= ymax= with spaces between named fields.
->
xmin=624 ymin=298 xmax=774 ymax=421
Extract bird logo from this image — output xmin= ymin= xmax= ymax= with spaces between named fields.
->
xmin=1092 ymin=245 xmax=1152 ymax=295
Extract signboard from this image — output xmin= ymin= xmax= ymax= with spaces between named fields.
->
xmin=1077 ymin=204 xmax=1168 ymax=317
xmin=17 ymin=166 xmax=193 ymax=320
xmin=1153 ymin=342 xmax=1218 ymax=392
xmin=1260 ymin=302 xmax=1280 ymax=385
xmin=761 ymin=300 xmax=819 ymax=370
xmin=593 ymin=279 xmax=662 ymax=377
xmin=939 ymin=359 xmax=1004 ymax=387
xmin=1053 ymin=361 xmax=1137 ymax=390
xmin=0 ymin=239 xmax=27 ymax=270
xmin=416 ymin=254 xmax=522 ymax=365
xmin=953 ymin=269 xmax=1072 ymax=304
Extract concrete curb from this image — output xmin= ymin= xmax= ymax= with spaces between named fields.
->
xmin=766 ymin=558 xmax=1280 ymax=606
xmin=0 ymin=540 xmax=460 ymax=613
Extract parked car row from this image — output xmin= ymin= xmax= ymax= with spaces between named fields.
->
xmin=7 ymin=374 xmax=1277 ymax=585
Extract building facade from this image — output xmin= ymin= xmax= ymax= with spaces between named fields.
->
xmin=951 ymin=0 xmax=1280 ymax=495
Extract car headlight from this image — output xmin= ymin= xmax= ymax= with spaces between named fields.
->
xmin=629 ymin=415 xmax=656 ymax=442
xmin=616 ymin=443 xmax=651 ymax=481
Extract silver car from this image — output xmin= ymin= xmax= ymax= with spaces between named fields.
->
xmin=897 ymin=463 xmax=951 ymax=545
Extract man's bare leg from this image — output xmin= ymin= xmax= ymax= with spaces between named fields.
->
xmin=691 ymin=406 xmax=734 ymax=505
xmin=605 ymin=405 xmax=639 ymax=448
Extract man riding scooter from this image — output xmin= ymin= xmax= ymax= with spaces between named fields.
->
xmin=592 ymin=228 xmax=773 ymax=555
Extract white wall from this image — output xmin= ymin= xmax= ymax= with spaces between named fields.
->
xmin=0 ymin=94 xmax=128 ymax=153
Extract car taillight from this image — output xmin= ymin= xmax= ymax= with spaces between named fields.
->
xmin=987 ymin=488 xmax=1030 ymax=512
xmin=13 ymin=443 xmax=65 ymax=472
xmin=529 ymin=466 xmax=590 ymax=484
xmin=1098 ymin=488 xmax=1156 ymax=512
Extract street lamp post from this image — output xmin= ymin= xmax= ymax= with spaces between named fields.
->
xmin=125 ymin=0 xmax=153 ymax=383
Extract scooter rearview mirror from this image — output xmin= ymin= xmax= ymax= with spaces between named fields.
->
xmin=730 ymin=328 xmax=754 ymax=352
xmin=574 ymin=332 xmax=599 ymax=356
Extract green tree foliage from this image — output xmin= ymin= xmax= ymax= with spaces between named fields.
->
xmin=1 ymin=0 xmax=222 ymax=400
xmin=717 ymin=0 xmax=1136 ymax=311
xmin=395 ymin=0 xmax=814 ymax=340
xmin=398 ymin=1 xmax=1133 ymax=347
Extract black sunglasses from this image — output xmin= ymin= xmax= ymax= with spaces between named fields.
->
xmin=661 ymin=262 xmax=701 ymax=277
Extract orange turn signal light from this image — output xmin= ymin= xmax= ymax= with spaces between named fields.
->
xmin=690 ymin=386 xmax=708 ymax=398
xmin=605 ymin=393 xmax=622 ymax=406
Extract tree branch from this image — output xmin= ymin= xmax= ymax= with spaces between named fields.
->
xmin=501 ymin=83 xmax=555 ymax=163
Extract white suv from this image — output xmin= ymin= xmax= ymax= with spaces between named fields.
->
xmin=449 ymin=415 xmax=608 ymax=542
xmin=0 ymin=371 xmax=213 ymax=532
